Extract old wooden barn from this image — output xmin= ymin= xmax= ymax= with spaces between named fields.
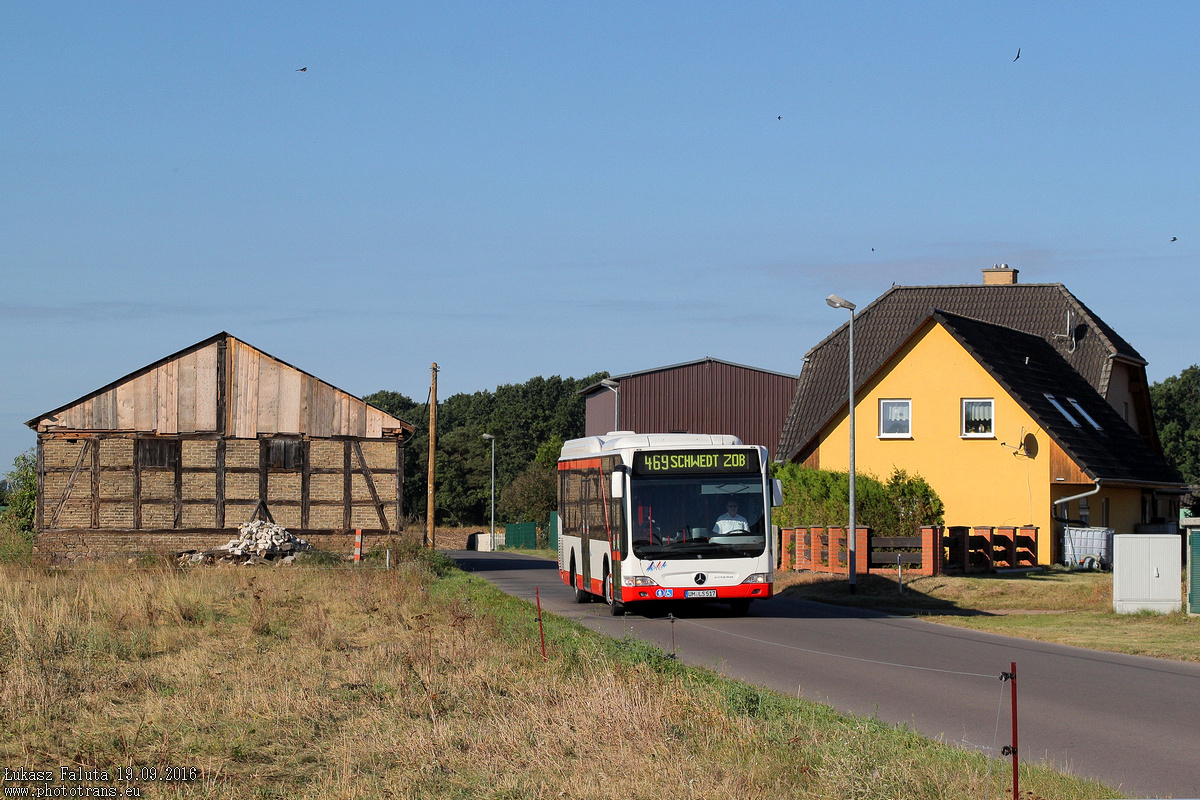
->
xmin=26 ymin=333 xmax=416 ymax=559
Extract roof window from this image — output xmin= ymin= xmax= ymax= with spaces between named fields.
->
xmin=1044 ymin=394 xmax=1081 ymax=427
xmin=1067 ymin=398 xmax=1102 ymax=430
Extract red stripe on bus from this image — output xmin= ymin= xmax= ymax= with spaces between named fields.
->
xmin=557 ymin=458 xmax=603 ymax=471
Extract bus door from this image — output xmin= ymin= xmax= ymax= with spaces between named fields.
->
xmin=604 ymin=462 xmax=622 ymax=595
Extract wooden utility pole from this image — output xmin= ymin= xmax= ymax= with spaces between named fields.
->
xmin=425 ymin=363 xmax=438 ymax=548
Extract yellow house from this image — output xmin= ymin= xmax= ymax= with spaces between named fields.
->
xmin=777 ymin=268 xmax=1185 ymax=565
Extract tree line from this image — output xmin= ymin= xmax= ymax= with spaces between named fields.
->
xmin=364 ymin=371 xmax=606 ymax=530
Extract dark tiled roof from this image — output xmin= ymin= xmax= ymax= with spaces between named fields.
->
xmin=936 ymin=311 xmax=1182 ymax=487
xmin=777 ymin=283 xmax=1145 ymax=462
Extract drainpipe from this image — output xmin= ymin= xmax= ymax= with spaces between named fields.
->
xmin=1053 ymin=479 xmax=1102 ymax=522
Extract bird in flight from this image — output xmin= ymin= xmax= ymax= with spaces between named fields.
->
xmin=777 ymin=116 xmax=782 ymax=120
xmin=1171 ymin=236 xmax=1178 ymax=242
xmin=1013 ymin=48 xmax=1020 ymax=62
xmin=296 ymin=67 xmax=307 ymax=72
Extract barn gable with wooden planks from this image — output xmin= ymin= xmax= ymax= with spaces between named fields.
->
xmin=26 ymin=333 xmax=416 ymax=560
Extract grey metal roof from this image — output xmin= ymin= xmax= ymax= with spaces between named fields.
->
xmin=578 ymin=356 xmax=796 ymax=396
xmin=777 ymin=283 xmax=1145 ymax=463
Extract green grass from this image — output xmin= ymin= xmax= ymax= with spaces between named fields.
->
xmin=778 ymin=568 xmax=1200 ymax=662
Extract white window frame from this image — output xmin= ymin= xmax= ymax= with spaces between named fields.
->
xmin=1067 ymin=398 xmax=1102 ymax=431
xmin=878 ymin=398 xmax=912 ymax=438
xmin=1045 ymin=393 xmax=1081 ymax=427
xmin=961 ymin=398 xmax=995 ymax=438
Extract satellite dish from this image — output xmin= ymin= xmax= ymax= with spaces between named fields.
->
xmin=1022 ymin=433 xmax=1039 ymax=458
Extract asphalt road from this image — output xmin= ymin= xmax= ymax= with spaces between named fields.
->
xmin=450 ymin=550 xmax=1200 ymax=799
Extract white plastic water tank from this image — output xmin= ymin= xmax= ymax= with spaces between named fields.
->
xmin=1112 ymin=534 xmax=1182 ymax=614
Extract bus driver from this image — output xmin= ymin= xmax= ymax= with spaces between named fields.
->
xmin=712 ymin=498 xmax=749 ymax=535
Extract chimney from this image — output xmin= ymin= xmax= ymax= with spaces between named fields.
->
xmin=982 ymin=263 xmax=1018 ymax=285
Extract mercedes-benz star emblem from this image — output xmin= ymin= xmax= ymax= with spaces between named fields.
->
xmin=694 ymin=573 xmax=707 ymax=585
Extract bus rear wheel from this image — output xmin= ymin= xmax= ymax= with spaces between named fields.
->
xmin=570 ymin=556 xmax=588 ymax=604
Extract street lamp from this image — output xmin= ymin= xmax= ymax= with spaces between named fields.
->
xmin=826 ymin=293 xmax=857 ymax=594
xmin=600 ymin=378 xmax=620 ymax=432
xmin=482 ymin=434 xmax=496 ymax=551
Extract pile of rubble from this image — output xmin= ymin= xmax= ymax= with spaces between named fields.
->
xmin=179 ymin=520 xmax=314 ymax=566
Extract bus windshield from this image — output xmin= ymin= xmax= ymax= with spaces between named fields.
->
xmin=629 ymin=475 xmax=766 ymax=560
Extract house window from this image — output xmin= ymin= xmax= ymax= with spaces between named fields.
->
xmin=136 ymin=438 xmax=180 ymax=469
xmin=879 ymin=399 xmax=911 ymax=437
xmin=961 ymin=399 xmax=994 ymax=437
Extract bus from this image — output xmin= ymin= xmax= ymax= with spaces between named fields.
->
xmin=557 ymin=432 xmax=782 ymax=615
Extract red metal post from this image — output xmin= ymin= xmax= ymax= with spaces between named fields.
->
xmin=354 ymin=528 xmax=362 ymax=562
xmin=536 ymin=587 xmax=547 ymax=662
xmin=1010 ymin=661 xmax=1019 ymax=800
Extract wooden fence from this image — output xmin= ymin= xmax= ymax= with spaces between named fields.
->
xmin=780 ymin=525 xmax=1039 ymax=577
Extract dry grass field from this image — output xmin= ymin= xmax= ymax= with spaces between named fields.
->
xmin=0 ymin=547 xmax=1122 ymax=799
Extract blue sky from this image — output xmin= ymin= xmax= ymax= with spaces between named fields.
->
xmin=3 ymin=2 xmax=1197 ymax=470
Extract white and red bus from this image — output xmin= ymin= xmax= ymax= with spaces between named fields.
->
xmin=557 ymin=432 xmax=781 ymax=615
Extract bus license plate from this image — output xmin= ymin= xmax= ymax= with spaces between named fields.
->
xmin=685 ymin=589 xmax=717 ymax=598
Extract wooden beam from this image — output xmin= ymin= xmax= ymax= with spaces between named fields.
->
xmin=50 ymin=440 xmax=91 ymax=529
xmin=35 ymin=439 xmax=44 ymax=532
xmin=343 ymin=440 xmax=352 ymax=533
xmin=174 ymin=440 xmax=183 ymax=529
xmin=400 ymin=441 xmax=410 ymax=527
xmin=133 ymin=440 xmax=142 ymax=530
xmin=91 ymin=437 xmax=101 ymax=528
xmin=216 ymin=338 xmax=228 ymax=435
xmin=215 ymin=439 xmax=226 ymax=528
xmin=353 ymin=440 xmax=389 ymax=533
xmin=301 ymin=440 xmax=311 ymax=529
xmin=259 ymin=438 xmax=269 ymax=510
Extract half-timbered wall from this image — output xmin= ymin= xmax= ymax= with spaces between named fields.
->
xmin=35 ymin=434 xmax=405 ymax=559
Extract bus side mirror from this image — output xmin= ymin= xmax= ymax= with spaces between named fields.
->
xmin=771 ymin=479 xmax=783 ymax=508
xmin=612 ymin=471 xmax=624 ymax=499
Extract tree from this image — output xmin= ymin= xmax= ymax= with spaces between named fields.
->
xmin=0 ymin=449 xmax=37 ymax=535
xmin=498 ymin=462 xmax=557 ymax=529
xmin=363 ymin=374 xmax=604 ymax=526
xmin=1150 ymin=365 xmax=1200 ymax=485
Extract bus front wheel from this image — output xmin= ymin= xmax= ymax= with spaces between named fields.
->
xmin=729 ymin=599 xmax=751 ymax=616
xmin=604 ymin=570 xmax=623 ymax=616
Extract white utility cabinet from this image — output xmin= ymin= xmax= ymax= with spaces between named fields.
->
xmin=1113 ymin=534 xmax=1182 ymax=614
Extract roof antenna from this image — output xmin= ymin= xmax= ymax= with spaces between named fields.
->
xmin=1051 ymin=309 xmax=1077 ymax=352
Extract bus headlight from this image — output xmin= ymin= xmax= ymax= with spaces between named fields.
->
xmin=740 ymin=573 xmax=769 ymax=584
xmin=623 ymin=575 xmax=659 ymax=587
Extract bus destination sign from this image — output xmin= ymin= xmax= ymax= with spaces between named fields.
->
xmin=632 ymin=449 xmax=760 ymax=476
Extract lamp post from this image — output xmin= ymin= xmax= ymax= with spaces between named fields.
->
xmin=482 ymin=434 xmax=496 ymax=551
xmin=826 ymin=294 xmax=857 ymax=594
xmin=600 ymin=378 xmax=620 ymax=432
